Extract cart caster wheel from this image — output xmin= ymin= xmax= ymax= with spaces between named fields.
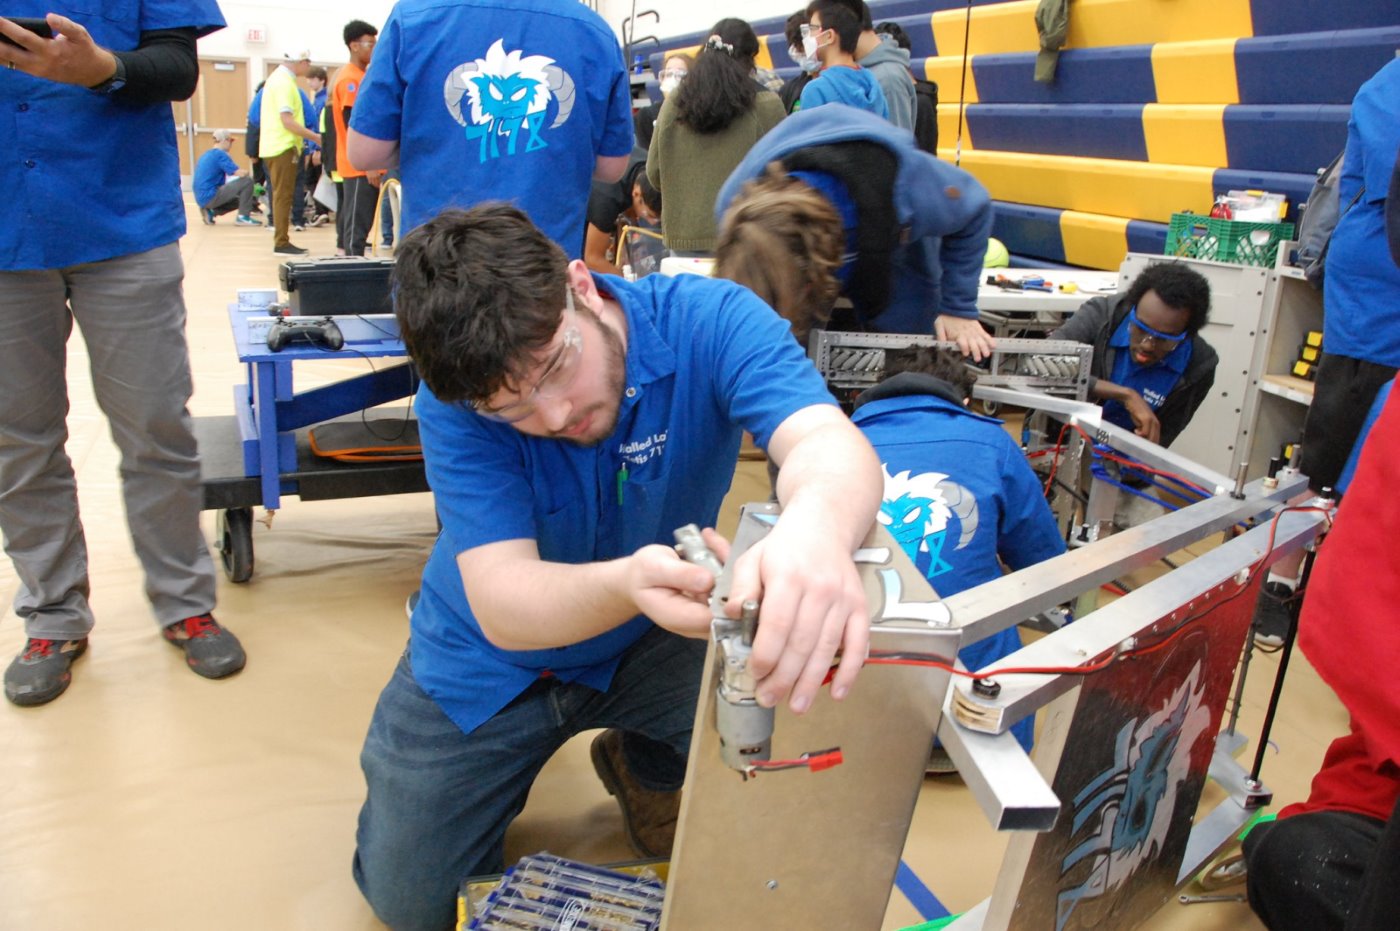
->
xmin=217 ymin=507 xmax=255 ymax=583
xmin=981 ymin=400 xmax=1001 ymax=417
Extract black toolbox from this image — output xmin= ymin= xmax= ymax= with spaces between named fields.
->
xmin=278 ymin=256 xmax=394 ymax=316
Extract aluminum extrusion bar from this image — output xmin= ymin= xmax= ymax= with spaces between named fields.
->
xmin=942 ymin=474 xmax=1308 ymax=646
xmin=1073 ymin=414 xmax=1235 ymax=494
xmin=948 ymin=506 xmax=1327 ymax=737
xmin=937 ymin=693 xmax=1061 ymax=832
xmin=1177 ymin=800 xmax=1260 ymax=887
xmin=972 ymin=384 xmax=1103 ymax=424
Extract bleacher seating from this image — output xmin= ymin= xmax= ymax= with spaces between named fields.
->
xmin=645 ymin=0 xmax=1400 ymax=269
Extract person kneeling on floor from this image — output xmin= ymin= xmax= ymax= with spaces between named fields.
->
xmin=351 ymin=203 xmax=882 ymax=931
xmin=193 ymin=128 xmax=261 ymax=226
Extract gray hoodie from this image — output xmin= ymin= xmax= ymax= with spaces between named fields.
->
xmin=858 ymin=34 xmax=917 ymax=132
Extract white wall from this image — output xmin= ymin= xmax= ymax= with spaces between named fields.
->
xmin=197 ymin=1 xmax=396 ymax=89
xmin=597 ymin=0 xmax=796 ymax=47
xmin=198 ymin=0 xmax=792 ymax=89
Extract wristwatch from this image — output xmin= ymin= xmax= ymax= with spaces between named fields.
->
xmin=88 ymin=55 xmax=126 ymax=94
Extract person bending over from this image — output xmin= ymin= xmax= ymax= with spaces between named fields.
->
xmin=715 ymin=105 xmax=994 ymax=359
xmin=1050 ymin=262 xmax=1217 ymax=447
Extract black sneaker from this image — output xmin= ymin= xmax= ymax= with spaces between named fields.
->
xmin=1252 ymin=581 xmax=1294 ymax=649
xmin=273 ymin=243 xmax=309 ymax=255
xmin=162 ymin=614 xmax=246 ymax=679
xmin=4 ymin=637 xmax=88 ymax=706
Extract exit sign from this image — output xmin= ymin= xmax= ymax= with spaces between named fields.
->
xmin=246 ymin=25 xmax=266 ymax=43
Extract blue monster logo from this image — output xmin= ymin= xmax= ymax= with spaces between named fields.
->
xmin=1055 ymin=663 xmax=1210 ymax=929
xmin=443 ymin=39 xmax=577 ymax=162
xmin=877 ymin=464 xmax=979 ymax=580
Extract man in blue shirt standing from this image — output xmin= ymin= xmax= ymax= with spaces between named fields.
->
xmin=193 ymin=128 xmax=260 ymax=225
xmin=345 ymin=0 xmax=636 ymax=258
xmin=1050 ymin=263 xmax=1217 ymax=448
xmin=0 ymin=6 xmax=246 ymax=707
xmin=852 ymin=347 xmax=1066 ymax=758
xmin=352 ymin=203 xmax=882 ymax=930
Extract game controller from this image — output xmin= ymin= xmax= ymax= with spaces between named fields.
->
xmin=265 ymin=316 xmax=345 ymax=352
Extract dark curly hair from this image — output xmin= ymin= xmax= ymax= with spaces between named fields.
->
xmin=391 ymin=204 xmax=568 ymax=404
xmin=881 ymin=346 xmax=979 ymax=401
xmin=673 ymin=18 xmax=760 ymax=134
xmin=1125 ymin=262 xmax=1212 ymax=333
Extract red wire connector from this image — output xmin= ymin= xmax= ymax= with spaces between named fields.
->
xmin=746 ymin=747 xmax=844 ymax=777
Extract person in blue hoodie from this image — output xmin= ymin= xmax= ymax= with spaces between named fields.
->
xmin=852 ymin=345 xmax=1067 ymax=755
xmin=799 ymin=1 xmax=887 ymax=119
xmin=715 ymin=104 xmax=995 ymax=359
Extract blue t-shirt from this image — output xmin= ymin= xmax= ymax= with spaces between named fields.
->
xmin=193 ymin=148 xmax=239 ymax=207
xmin=1103 ymin=316 xmax=1192 ymax=434
xmin=852 ymin=378 xmax=1066 ymax=750
xmin=0 ymin=1 xmax=225 ymax=270
xmin=411 ymin=273 xmax=836 ymax=737
xmin=350 ymin=0 xmax=635 ymax=258
xmin=1323 ymin=59 xmax=1400 ymax=366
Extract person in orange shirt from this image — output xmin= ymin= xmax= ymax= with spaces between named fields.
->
xmin=331 ymin=19 xmax=381 ymax=256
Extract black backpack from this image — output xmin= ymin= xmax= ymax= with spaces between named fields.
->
xmin=1296 ymin=149 xmax=1364 ymax=290
xmin=912 ymin=77 xmax=938 ymax=156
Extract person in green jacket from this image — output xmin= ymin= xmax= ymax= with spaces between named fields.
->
xmin=647 ymin=18 xmax=784 ymax=253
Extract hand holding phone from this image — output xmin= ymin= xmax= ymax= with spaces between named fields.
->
xmin=0 ymin=16 xmax=54 ymax=49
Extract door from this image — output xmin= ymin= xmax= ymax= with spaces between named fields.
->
xmin=193 ymin=58 xmax=251 ymax=170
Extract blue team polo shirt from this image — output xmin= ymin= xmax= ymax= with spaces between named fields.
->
xmin=852 ymin=379 xmax=1066 ymax=749
xmin=0 ymin=1 xmax=225 ymax=271
xmin=1103 ymin=316 xmax=1193 ymax=434
xmin=410 ymin=273 xmax=837 ymax=737
xmin=349 ymin=0 xmax=635 ymax=258
xmin=193 ymin=148 xmax=238 ymax=207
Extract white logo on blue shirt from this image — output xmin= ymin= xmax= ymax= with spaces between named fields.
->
xmin=443 ymin=38 xmax=578 ymax=162
xmin=618 ymin=430 xmax=667 ymax=468
xmin=877 ymin=465 xmax=979 ymax=580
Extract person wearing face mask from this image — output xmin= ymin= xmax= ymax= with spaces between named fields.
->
xmin=779 ymin=10 xmax=819 ymax=114
xmin=798 ymin=1 xmax=887 ymax=118
xmin=635 ymin=53 xmax=692 ymax=150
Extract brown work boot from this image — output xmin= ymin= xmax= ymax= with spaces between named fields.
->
xmin=590 ymin=729 xmax=681 ymax=858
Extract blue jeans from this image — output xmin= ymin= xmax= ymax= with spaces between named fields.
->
xmin=352 ymin=626 xmax=705 ymax=931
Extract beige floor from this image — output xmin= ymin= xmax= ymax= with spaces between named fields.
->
xmin=0 ymin=201 xmax=1345 ymax=930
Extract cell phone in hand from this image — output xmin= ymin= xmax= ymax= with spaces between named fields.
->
xmin=0 ymin=16 xmax=54 ymax=48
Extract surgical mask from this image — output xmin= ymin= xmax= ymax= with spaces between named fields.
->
xmin=660 ymin=76 xmax=681 ymax=95
xmin=801 ymin=34 xmax=819 ymax=59
xmin=789 ymin=44 xmax=821 ymax=74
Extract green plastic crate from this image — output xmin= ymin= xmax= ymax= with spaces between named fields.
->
xmin=1165 ymin=213 xmax=1295 ymax=267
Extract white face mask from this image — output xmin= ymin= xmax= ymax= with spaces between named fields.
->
xmin=660 ymin=76 xmax=681 ymax=96
xmin=801 ymin=34 xmax=819 ymax=59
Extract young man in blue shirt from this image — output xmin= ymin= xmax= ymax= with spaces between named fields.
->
xmin=853 ymin=347 xmax=1067 ymax=756
xmin=799 ymin=1 xmax=888 ymax=119
xmin=193 ymin=129 xmax=260 ymax=226
xmin=0 ymin=6 xmax=246 ymax=707
xmin=1049 ymin=263 xmax=1217 ymax=448
xmin=345 ymin=0 xmax=636 ymax=258
xmin=351 ymin=203 xmax=882 ymax=930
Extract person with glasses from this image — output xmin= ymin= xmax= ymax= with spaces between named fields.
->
xmin=778 ymin=10 xmax=821 ymax=114
xmin=633 ymin=52 xmax=691 ymax=150
xmin=351 ymin=203 xmax=882 ymax=930
xmin=796 ymin=2 xmax=888 ymax=119
xmin=1050 ymin=262 xmax=1217 ymax=448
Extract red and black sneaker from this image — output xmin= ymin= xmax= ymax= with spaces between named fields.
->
xmin=162 ymin=614 xmax=246 ymax=679
xmin=4 ymin=637 xmax=88 ymax=707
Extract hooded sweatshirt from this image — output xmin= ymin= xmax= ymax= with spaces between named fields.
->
xmin=858 ymin=34 xmax=917 ymax=132
xmin=716 ymin=105 xmax=992 ymax=334
xmin=799 ymin=65 xmax=889 ymax=120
